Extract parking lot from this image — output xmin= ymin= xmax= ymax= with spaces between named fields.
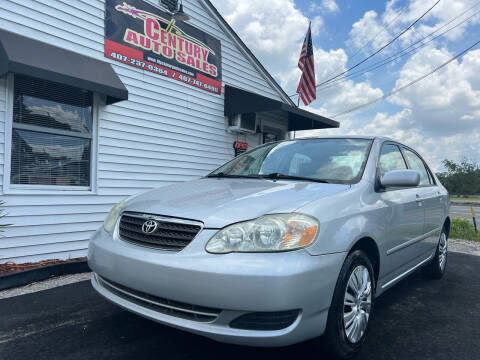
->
xmin=1 ymin=251 xmax=479 ymax=360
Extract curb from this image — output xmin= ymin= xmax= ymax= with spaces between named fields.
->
xmin=0 ymin=261 xmax=90 ymax=291
xmin=451 ymin=201 xmax=480 ymax=207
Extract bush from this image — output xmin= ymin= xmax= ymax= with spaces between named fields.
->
xmin=450 ymin=218 xmax=480 ymax=241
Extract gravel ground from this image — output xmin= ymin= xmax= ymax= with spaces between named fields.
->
xmin=449 ymin=238 xmax=480 ymax=256
xmin=0 ymin=238 xmax=478 ymax=299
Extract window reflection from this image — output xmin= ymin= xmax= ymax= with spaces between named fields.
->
xmin=15 ymin=95 xmax=92 ymax=134
xmin=11 ymin=130 xmax=90 ymax=186
xmin=10 ymin=75 xmax=93 ymax=187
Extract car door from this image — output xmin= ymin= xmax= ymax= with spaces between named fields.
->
xmin=377 ymin=143 xmax=426 ymax=281
xmin=402 ymin=148 xmax=443 ymax=253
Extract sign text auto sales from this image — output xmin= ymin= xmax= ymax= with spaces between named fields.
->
xmin=105 ymin=0 xmax=222 ymax=94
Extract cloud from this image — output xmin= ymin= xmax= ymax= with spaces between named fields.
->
xmin=348 ymin=0 xmax=480 ymax=56
xmin=321 ymin=0 xmax=340 ymax=14
xmin=348 ymin=10 xmax=392 ymax=55
xmin=309 ymin=0 xmax=340 ymax=14
xmin=389 ymin=46 xmax=480 ymax=135
xmin=210 ymin=0 xmax=309 ymax=75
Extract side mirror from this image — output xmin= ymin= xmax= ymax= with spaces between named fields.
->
xmin=380 ymin=169 xmax=420 ymax=188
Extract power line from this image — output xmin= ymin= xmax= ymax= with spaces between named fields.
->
xmin=289 ymin=0 xmax=441 ymax=97
xmin=314 ymin=2 xmax=480 ymax=92
xmin=317 ymin=4 xmax=408 ymax=87
xmin=330 ymin=38 xmax=480 ymax=119
xmin=316 ymin=0 xmax=441 ymax=87
xmin=347 ymin=5 xmax=408 ymax=63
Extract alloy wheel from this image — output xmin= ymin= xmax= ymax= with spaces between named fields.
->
xmin=439 ymin=232 xmax=448 ymax=271
xmin=343 ymin=265 xmax=372 ymax=344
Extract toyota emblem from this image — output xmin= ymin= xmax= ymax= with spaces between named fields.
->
xmin=142 ymin=220 xmax=158 ymax=234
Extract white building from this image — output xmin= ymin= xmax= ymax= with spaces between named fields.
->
xmin=0 ymin=0 xmax=338 ymax=264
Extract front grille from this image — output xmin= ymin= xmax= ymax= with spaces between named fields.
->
xmin=96 ymin=275 xmax=221 ymax=322
xmin=118 ymin=212 xmax=202 ymax=251
xmin=229 ymin=310 xmax=300 ymax=330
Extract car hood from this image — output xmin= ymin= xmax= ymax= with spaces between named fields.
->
xmin=125 ymin=178 xmax=350 ymax=228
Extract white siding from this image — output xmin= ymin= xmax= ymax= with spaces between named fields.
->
xmin=0 ymin=0 xmax=289 ymax=263
xmin=0 ymin=77 xmax=5 ymax=192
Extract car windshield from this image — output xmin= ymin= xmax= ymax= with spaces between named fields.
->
xmin=209 ymin=138 xmax=373 ymax=183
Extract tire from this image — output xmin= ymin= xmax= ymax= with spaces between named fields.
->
xmin=323 ymin=250 xmax=376 ymax=359
xmin=424 ymin=227 xmax=448 ymax=279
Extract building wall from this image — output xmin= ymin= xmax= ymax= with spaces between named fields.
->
xmin=0 ymin=0 xmax=288 ymax=263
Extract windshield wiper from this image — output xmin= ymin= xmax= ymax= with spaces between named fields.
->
xmin=259 ymin=173 xmax=331 ymax=183
xmin=206 ymin=173 xmax=261 ymax=179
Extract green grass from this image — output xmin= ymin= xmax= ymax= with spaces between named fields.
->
xmin=450 ymin=195 xmax=480 ymax=201
xmin=450 ymin=218 xmax=480 ymax=241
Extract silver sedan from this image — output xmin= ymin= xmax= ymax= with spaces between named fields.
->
xmin=88 ymin=136 xmax=450 ymax=359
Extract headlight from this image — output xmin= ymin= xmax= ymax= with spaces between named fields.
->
xmin=206 ymin=214 xmax=319 ymax=254
xmin=103 ymin=200 xmax=126 ymax=233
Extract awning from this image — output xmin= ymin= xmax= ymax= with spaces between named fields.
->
xmin=0 ymin=29 xmax=128 ymax=105
xmin=224 ymin=85 xmax=339 ymax=131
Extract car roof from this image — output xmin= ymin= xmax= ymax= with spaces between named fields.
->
xmin=288 ymin=135 xmax=394 ymax=142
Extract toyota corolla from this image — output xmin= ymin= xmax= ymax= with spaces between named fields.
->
xmin=88 ymin=136 xmax=450 ymax=359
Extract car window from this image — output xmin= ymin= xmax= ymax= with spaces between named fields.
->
xmin=210 ymin=138 xmax=373 ymax=183
xmin=403 ymin=148 xmax=431 ymax=186
xmin=378 ymin=144 xmax=407 ymax=177
xmin=288 ymin=153 xmax=312 ymax=175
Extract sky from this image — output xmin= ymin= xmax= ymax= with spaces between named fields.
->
xmin=209 ymin=0 xmax=480 ymax=171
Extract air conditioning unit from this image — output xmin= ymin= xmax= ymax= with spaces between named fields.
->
xmin=228 ymin=113 xmax=257 ymax=133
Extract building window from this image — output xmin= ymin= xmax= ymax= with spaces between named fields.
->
xmin=10 ymin=75 xmax=93 ymax=187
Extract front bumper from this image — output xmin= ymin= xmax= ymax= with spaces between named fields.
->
xmin=88 ymin=227 xmax=346 ymax=346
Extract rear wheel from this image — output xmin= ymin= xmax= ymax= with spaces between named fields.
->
xmin=323 ymin=250 xmax=375 ymax=359
xmin=425 ymin=228 xmax=448 ymax=279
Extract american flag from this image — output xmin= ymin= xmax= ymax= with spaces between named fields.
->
xmin=296 ymin=23 xmax=316 ymax=106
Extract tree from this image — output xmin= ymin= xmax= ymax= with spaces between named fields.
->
xmin=436 ymin=158 xmax=480 ymax=195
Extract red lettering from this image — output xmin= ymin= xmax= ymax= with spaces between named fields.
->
xmin=201 ymin=48 xmax=209 ymax=61
xmin=153 ymin=40 xmax=162 ymax=54
xmin=160 ymin=29 xmax=168 ymax=45
xmin=202 ymin=61 xmax=209 ymax=73
xmin=176 ymin=51 xmax=186 ymax=63
xmin=185 ymin=42 xmax=193 ymax=55
xmin=125 ymin=29 xmax=139 ymax=45
xmin=209 ymin=65 xmax=218 ymax=77
xmin=139 ymin=34 xmax=151 ymax=49
xmin=193 ymin=45 xmax=201 ymax=59
xmin=186 ymin=55 xmax=195 ymax=67
xmin=168 ymin=33 xmax=177 ymax=49
xmin=162 ymin=46 xmax=173 ymax=58
xmin=145 ymin=18 xmax=159 ymax=40
xmin=177 ymin=38 xmax=185 ymax=52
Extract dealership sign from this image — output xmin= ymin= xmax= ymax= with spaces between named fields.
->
xmin=105 ymin=0 xmax=222 ymax=94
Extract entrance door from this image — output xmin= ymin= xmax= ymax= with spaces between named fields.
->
xmin=263 ymin=126 xmax=283 ymax=144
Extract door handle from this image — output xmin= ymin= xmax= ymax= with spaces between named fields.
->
xmin=415 ymin=194 xmax=423 ymax=205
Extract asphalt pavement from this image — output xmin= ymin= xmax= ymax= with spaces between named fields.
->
xmin=450 ymin=204 xmax=479 ymax=223
xmin=1 ymin=252 xmax=479 ymax=360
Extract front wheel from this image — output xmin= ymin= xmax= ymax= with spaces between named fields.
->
xmin=424 ymin=228 xmax=448 ymax=279
xmin=323 ymin=250 xmax=375 ymax=359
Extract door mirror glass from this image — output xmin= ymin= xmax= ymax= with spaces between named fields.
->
xmin=380 ymin=169 xmax=420 ymax=188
